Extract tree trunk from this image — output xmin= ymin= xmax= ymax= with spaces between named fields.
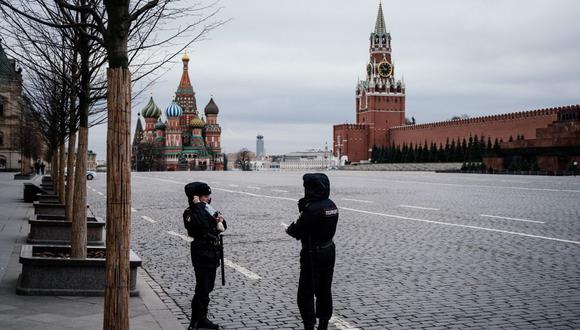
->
xmin=103 ymin=1 xmax=132 ymax=328
xmin=65 ymin=132 xmax=77 ymax=221
xmin=53 ymin=149 xmax=60 ymax=192
xmin=71 ymin=2 xmax=91 ymax=259
xmin=58 ymin=142 xmax=66 ymax=203
xmin=71 ymin=127 xmax=88 ymax=258
xmin=103 ymin=67 xmax=132 ymax=330
xmin=50 ymin=152 xmax=56 ymax=179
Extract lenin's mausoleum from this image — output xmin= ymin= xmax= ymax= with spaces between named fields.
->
xmin=333 ymin=3 xmax=579 ymax=171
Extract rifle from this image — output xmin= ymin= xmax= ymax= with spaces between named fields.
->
xmin=219 ymin=234 xmax=225 ymax=286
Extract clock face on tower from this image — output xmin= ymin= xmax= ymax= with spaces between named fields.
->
xmin=378 ymin=61 xmax=393 ymax=78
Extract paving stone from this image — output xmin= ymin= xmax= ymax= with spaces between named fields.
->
xmin=85 ymin=171 xmax=580 ymax=329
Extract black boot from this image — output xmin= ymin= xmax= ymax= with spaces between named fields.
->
xmin=317 ymin=319 xmax=329 ymax=330
xmin=304 ymin=323 xmax=315 ymax=330
xmin=187 ymin=319 xmax=199 ymax=330
xmin=197 ymin=318 xmax=220 ymax=329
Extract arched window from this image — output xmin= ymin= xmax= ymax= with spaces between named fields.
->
xmin=0 ymin=97 xmax=4 ymax=116
xmin=0 ymin=155 xmax=6 ymax=169
xmin=0 ymin=131 xmax=4 ymax=146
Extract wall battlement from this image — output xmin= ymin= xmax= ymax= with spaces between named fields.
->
xmin=334 ymin=123 xmax=369 ymax=131
xmin=389 ymin=105 xmax=579 ymax=132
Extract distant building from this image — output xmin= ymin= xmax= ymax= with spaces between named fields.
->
xmin=276 ymin=149 xmax=337 ymax=170
xmin=64 ymin=150 xmax=99 ymax=171
xmin=256 ymin=134 xmax=265 ymax=159
xmin=250 ymin=159 xmax=271 ymax=171
xmin=0 ymin=43 xmax=34 ymax=172
xmin=87 ymin=150 xmax=97 ymax=171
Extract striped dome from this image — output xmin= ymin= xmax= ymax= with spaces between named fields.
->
xmin=141 ymin=97 xmax=162 ymax=118
xmin=165 ymin=100 xmax=183 ymax=118
xmin=191 ymin=116 xmax=205 ymax=129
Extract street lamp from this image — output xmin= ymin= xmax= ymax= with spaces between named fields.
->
xmin=324 ymin=142 xmax=329 ymax=170
xmin=368 ymin=148 xmax=373 ymax=162
xmin=336 ymin=135 xmax=342 ymax=160
xmin=334 ymin=135 xmax=345 ymax=167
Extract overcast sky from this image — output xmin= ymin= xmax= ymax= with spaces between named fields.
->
xmin=87 ymin=0 xmax=580 ymax=158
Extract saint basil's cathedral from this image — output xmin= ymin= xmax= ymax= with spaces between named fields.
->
xmin=132 ymin=53 xmax=224 ymax=171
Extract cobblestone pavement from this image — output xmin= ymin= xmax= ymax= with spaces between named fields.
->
xmin=86 ymin=171 xmax=580 ymax=329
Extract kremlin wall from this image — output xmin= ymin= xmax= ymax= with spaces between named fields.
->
xmin=388 ymin=107 xmax=562 ymax=147
xmin=333 ymin=4 xmax=579 ymax=171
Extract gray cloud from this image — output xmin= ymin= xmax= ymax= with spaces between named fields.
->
xmin=88 ymin=0 xmax=580 ymax=158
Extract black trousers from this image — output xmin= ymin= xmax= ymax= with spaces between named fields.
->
xmin=191 ymin=266 xmax=217 ymax=321
xmin=297 ymin=243 xmax=336 ymax=326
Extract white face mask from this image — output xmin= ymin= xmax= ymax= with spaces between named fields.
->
xmin=205 ymin=203 xmax=218 ymax=217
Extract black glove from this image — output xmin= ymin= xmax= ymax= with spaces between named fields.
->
xmin=297 ymin=198 xmax=308 ymax=213
xmin=286 ymin=222 xmax=299 ymax=239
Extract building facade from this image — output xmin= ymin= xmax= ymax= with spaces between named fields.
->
xmin=277 ymin=149 xmax=337 ymax=170
xmin=333 ymin=3 xmax=579 ymax=166
xmin=256 ymin=134 xmax=264 ymax=159
xmin=133 ymin=53 xmax=224 ymax=171
xmin=0 ymin=43 xmax=31 ymax=171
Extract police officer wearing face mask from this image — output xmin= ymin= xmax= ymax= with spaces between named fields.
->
xmin=184 ymin=182 xmax=226 ymax=330
xmin=286 ymin=173 xmax=339 ymax=330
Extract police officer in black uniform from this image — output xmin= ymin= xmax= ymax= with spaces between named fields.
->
xmin=184 ymin=182 xmax=226 ymax=330
xmin=286 ymin=173 xmax=339 ymax=330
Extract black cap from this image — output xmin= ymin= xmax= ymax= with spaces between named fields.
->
xmin=185 ymin=182 xmax=212 ymax=202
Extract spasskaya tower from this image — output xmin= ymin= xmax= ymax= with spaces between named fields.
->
xmin=333 ymin=2 xmax=406 ymax=162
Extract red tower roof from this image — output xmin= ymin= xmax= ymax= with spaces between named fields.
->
xmin=175 ymin=52 xmax=197 ymax=112
xmin=177 ymin=53 xmax=194 ymax=94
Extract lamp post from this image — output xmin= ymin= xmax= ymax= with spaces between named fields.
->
xmin=335 ymin=135 xmax=344 ymax=167
xmin=368 ymin=148 xmax=373 ymax=162
xmin=324 ymin=142 xmax=329 ymax=170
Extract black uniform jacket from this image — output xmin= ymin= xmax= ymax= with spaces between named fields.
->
xmin=286 ymin=173 xmax=338 ymax=247
xmin=183 ymin=202 xmax=227 ymax=268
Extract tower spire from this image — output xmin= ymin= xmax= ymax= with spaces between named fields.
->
xmin=374 ymin=2 xmax=387 ymax=35
xmin=175 ymin=53 xmax=197 ymax=112
xmin=178 ymin=54 xmax=193 ymax=93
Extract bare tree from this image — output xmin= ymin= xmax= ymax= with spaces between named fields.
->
xmin=236 ymin=148 xmax=253 ymax=171
xmin=133 ymin=141 xmax=163 ymax=171
xmin=0 ymin=0 xmax=226 ymax=326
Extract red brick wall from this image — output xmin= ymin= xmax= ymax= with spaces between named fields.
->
xmin=357 ymin=94 xmax=406 ymax=149
xmin=388 ymin=107 xmax=562 ymax=147
xmin=371 ymin=52 xmax=391 ymax=63
xmin=333 ymin=124 xmax=370 ymax=162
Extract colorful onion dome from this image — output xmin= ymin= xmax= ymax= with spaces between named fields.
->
xmin=204 ymin=97 xmax=219 ymax=115
xmin=141 ymin=97 xmax=162 ymax=118
xmin=182 ymin=52 xmax=190 ymax=61
xmin=155 ymin=119 xmax=166 ymax=130
xmin=191 ymin=116 xmax=205 ymax=129
xmin=165 ymin=100 xmax=183 ymax=118
xmin=154 ymin=136 xmax=165 ymax=143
